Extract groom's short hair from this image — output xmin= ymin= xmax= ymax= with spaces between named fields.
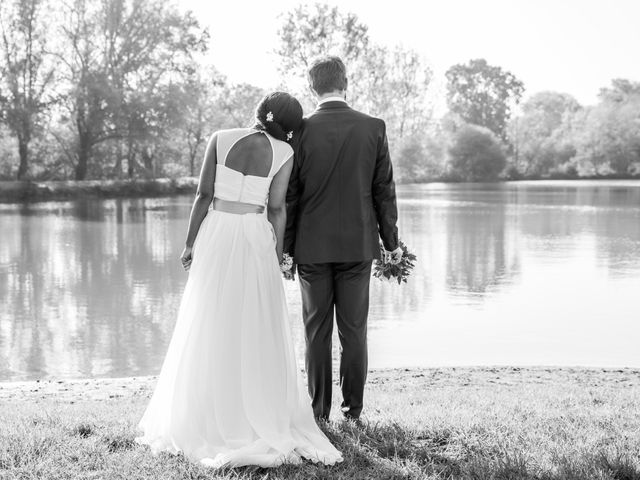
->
xmin=308 ymin=56 xmax=348 ymax=95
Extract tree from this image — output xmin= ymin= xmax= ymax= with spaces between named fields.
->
xmin=121 ymin=81 xmax=187 ymax=179
xmin=166 ymin=68 xmax=260 ymax=178
xmin=276 ymin=2 xmax=380 ymax=113
xmin=276 ymin=3 xmax=433 ymax=142
xmin=448 ymin=124 xmax=506 ymax=181
xmin=598 ymin=78 xmax=640 ymax=103
xmin=393 ymin=134 xmax=446 ymax=183
xmin=511 ymin=91 xmax=581 ymax=176
xmin=367 ymin=46 xmax=433 ymax=140
xmin=446 ymin=58 xmax=524 ymax=142
xmin=0 ymin=0 xmax=55 ymax=179
xmin=276 ymin=3 xmax=369 ymax=95
xmin=573 ymin=80 xmax=640 ymax=175
xmin=175 ymin=67 xmax=225 ymax=176
xmin=159 ymin=75 xmax=265 ymax=178
xmin=54 ymin=0 xmax=207 ymax=180
xmin=215 ymin=82 xmax=266 ymax=129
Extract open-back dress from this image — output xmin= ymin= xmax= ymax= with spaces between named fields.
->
xmin=135 ymin=128 xmax=343 ymax=468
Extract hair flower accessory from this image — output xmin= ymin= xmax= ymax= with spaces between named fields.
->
xmin=287 ymin=131 xmax=293 ymax=141
xmin=266 ymin=111 xmax=274 ymax=122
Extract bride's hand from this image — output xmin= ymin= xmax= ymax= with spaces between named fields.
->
xmin=181 ymin=246 xmax=193 ymax=271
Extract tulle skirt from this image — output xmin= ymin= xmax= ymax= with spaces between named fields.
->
xmin=135 ymin=210 xmax=343 ymax=468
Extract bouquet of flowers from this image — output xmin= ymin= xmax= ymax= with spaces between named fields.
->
xmin=280 ymin=253 xmax=295 ymax=281
xmin=373 ymin=240 xmax=417 ymax=284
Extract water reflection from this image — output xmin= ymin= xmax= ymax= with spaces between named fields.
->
xmin=444 ymin=191 xmax=520 ymax=297
xmin=0 ymin=198 xmax=191 ymax=380
xmin=1 ymin=181 xmax=639 ymax=381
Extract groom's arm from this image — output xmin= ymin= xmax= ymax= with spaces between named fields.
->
xmin=372 ymin=119 xmax=399 ymax=251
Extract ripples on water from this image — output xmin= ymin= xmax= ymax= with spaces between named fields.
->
xmin=1 ymin=181 xmax=639 ymax=381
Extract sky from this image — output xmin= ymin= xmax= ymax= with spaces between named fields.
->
xmin=178 ymin=0 xmax=640 ymax=106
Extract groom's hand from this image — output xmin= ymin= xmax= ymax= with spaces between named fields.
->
xmin=283 ymin=263 xmax=297 ymax=281
xmin=387 ymin=247 xmax=403 ymax=265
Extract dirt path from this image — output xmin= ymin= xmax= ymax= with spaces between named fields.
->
xmin=2 ymin=366 xmax=638 ymax=403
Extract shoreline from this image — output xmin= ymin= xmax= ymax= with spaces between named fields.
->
xmin=1 ymin=176 xmax=639 ymax=203
xmin=2 ymin=365 xmax=639 ymax=402
xmin=2 ymin=365 xmax=639 ymax=479
xmin=0 ymin=177 xmax=199 ymax=203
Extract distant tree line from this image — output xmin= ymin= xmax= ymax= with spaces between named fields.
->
xmin=402 ymin=60 xmax=640 ymax=182
xmin=1 ymin=1 xmax=639 ymax=182
xmin=0 ymin=0 xmax=265 ymax=181
xmin=509 ymin=80 xmax=640 ymax=180
xmin=276 ymin=4 xmax=640 ymax=182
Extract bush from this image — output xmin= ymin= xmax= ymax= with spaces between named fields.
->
xmin=0 ymin=127 xmax=18 ymax=180
xmin=393 ymin=136 xmax=446 ymax=183
xmin=502 ymin=164 xmax=524 ymax=181
xmin=448 ymin=124 xmax=506 ymax=181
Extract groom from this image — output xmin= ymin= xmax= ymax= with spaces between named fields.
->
xmin=284 ymin=56 xmax=401 ymax=421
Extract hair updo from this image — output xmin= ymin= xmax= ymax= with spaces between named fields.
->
xmin=254 ymin=92 xmax=303 ymax=143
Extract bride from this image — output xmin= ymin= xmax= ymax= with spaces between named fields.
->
xmin=135 ymin=92 xmax=343 ymax=468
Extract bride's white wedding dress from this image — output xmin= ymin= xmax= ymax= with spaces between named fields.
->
xmin=135 ymin=128 xmax=343 ymax=468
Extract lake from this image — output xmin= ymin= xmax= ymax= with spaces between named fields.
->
xmin=1 ymin=181 xmax=639 ymax=382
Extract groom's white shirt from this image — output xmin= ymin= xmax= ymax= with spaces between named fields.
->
xmin=318 ymin=96 xmax=348 ymax=106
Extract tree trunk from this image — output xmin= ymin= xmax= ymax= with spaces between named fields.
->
xmin=142 ymin=147 xmax=154 ymax=178
xmin=114 ymin=141 xmax=123 ymax=178
xmin=17 ymin=138 xmax=29 ymax=180
xmin=189 ymin=151 xmax=196 ymax=177
xmin=75 ymin=134 xmax=91 ymax=180
xmin=127 ymin=150 xmax=136 ymax=179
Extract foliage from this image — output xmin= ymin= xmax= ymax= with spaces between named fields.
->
xmin=446 ymin=58 xmax=524 ymax=142
xmin=0 ymin=3 xmax=638 ymax=185
xmin=511 ymin=91 xmax=581 ymax=176
xmin=0 ymin=0 xmax=55 ymax=179
xmin=0 ymin=124 xmax=18 ymax=177
xmin=393 ymin=134 xmax=446 ymax=183
xmin=214 ymin=82 xmax=266 ymax=129
xmin=170 ymin=66 xmax=224 ymax=177
xmin=448 ymin=123 xmax=506 ymax=181
xmin=370 ymin=46 xmax=433 ymax=140
xmin=572 ymin=79 xmax=640 ymax=175
xmin=51 ymin=0 xmax=209 ymax=180
xmin=275 ymin=3 xmax=370 ymax=94
xmin=506 ymin=80 xmax=640 ymax=179
xmin=275 ymin=3 xmax=433 ymax=141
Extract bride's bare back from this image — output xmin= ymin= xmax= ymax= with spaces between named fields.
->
xmin=224 ymin=131 xmax=273 ymax=178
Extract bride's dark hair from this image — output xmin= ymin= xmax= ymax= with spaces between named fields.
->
xmin=254 ymin=92 xmax=303 ymax=143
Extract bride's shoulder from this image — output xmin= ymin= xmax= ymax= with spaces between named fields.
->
xmin=269 ymin=135 xmax=294 ymax=154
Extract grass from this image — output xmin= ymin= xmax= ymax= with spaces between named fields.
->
xmin=1 ymin=367 xmax=639 ymax=479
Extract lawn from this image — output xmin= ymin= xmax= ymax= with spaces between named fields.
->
xmin=1 ymin=367 xmax=639 ymax=479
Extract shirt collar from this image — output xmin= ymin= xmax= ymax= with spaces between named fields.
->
xmin=317 ymin=96 xmax=348 ymax=106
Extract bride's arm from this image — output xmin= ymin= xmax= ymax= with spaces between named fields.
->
xmin=267 ymin=156 xmax=294 ymax=263
xmin=181 ymin=133 xmax=218 ymax=270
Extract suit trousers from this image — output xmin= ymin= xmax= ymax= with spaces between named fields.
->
xmin=297 ymin=261 xmax=372 ymax=420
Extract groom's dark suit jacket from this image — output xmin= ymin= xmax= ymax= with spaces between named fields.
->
xmin=284 ymin=101 xmax=399 ymax=264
